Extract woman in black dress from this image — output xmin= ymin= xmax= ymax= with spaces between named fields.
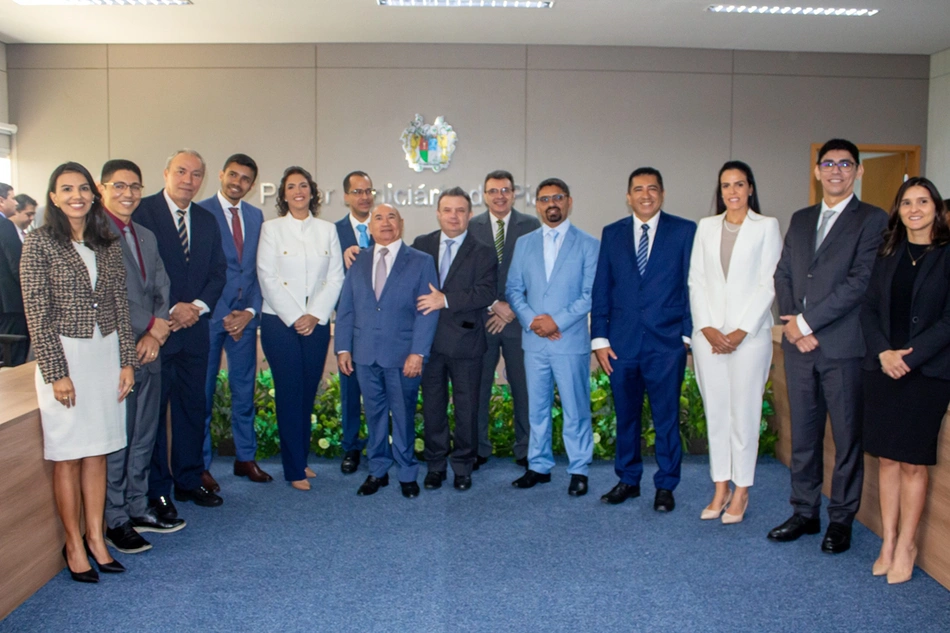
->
xmin=860 ymin=177 xmax=950 ymax=585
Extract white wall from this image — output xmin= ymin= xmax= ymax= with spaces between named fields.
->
xmin=927 ymin=47 xmax=950 ymax=194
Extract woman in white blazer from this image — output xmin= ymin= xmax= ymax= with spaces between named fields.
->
xmin=258 ymin=167 xmax=345 ymax=490
xmin=689 ymin=161 xmax=782 ymax=523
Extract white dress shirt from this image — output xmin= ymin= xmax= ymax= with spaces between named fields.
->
xmin=163 ymin=189 xmax=209 ymax=315
xmin=797 ymin=193 xmax=855 ymax=336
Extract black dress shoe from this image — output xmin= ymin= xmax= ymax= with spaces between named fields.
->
xmin=84 ymin=537 xmax=125 ymax=573
xmin=600 ymin=481 xmax=641 ymax=505
xmin=424 ymin=471 xmax=446 ymax=489
xmin=62 ymin=544 xmax=98 ymax=584
xmin=401 ymin=481 xmax=421 ymax=498
xmin=821 ymin=522 xmax=852 ymax=554
xmin=174 ymin=485 xmax=224 ymax=507
xmin=473 ymin=455 xmax=489 ymax=471
xmin=654 ymin=488 xmax=675 ymax=512
xmin=131 ymin=508 xmax=186 ymax=534
xmin=454 ymin=475 xmax=472 ymax=491
xmin=568 ymin=474 xmax=588 ymax=497
xmin=767 ymin=514 xmax=821 ymax=542
xmin=147 ymin=495 xmax=179 ymax=522
xmin=341 ymin=450 xmax=361 ymax=475
xmin=357 ymin=474 xmax=389 ymax=496
xmin=511 ymin=469 xmax=551 ymax=488
xmin=515 ymin=457 xmax=528 ymax=468
xmin=105 ymin=521 xmax=152 ymax=554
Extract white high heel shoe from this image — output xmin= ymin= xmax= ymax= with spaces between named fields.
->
xmin=721 ymin=495 xmax=748 ymax=524
xmin=700 ymin=489 xmax=734 ymax=520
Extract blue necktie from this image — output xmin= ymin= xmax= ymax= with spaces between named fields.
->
xmin=357 ymin=224 xmax=370 ymax=249
xmin=637 ymin=224 xmax=649 ymax=275
xmin=440 ymin=240 xmax=455 ymax=286
xmin=544 ymin=231 xmax=559 ymax=281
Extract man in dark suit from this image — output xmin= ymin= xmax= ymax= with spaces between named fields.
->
xmin=771 ymin=138 xmax=888 ymax=553
xmin=469 ymin=170 xmax=540 ymax=468
xmin=134 ymin=149 xmax=227 ymax=517
xmin=99 ymin=159 xmax=183 ymax=554
xmin=591 ymin=168 xmax=696 ymax=512
xmin=199 ymin=154 xmax=271 ymax=490
xmin=334 ymin=170 xmax=374 ymax=474
xmin=335 ymin=204 xmax=439 ymax=499
xmin=0 ymin=182 xmax=30 ymax=366
xmin=412 ymin=187 xmax=498 ymax=491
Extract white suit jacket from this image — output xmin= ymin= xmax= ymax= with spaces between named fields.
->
xmin=688 ymin=210 xmax=782 ymax=336
xmin=257 ymin=214 xmax=345 ymax=327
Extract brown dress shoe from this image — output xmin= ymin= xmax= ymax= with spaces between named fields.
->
xmin=201 ymin=470 xmax=221 ymax=492
xmin=234 ymin=460 xmax=274 ymax=483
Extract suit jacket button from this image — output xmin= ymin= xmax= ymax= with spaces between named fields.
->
xmin=807 ymin=274 xmax=813 ymax=278
xmin=377 ymin=307 xmax=381 ymax=312
xmin=283 ymin=251 xmax=288 ymax=255
xmin=324 ymin=251 xmax=328 ymax=255
xmin=283 ymin=282 xmax=288 ymax=286
xmin=93 ymin=303 xmax=98 ymax=309
xmin=322 ymin=281 xmax=327 ymax=286
xmin=912 ymin=316 xmax=919 ymax=324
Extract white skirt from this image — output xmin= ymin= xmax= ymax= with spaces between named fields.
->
xmin=35 ymin=328 xmax=127 ymax=461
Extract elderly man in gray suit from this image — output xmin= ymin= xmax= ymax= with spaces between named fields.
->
xmin=469 ymin=170 xmax=541 ymax=468
xmin=98 ymin=160 xmax=183 ymax=554
xmin=771 ymin=139 xmax=888 ymax=554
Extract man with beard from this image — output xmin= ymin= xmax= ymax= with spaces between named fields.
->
xmin=507 ymin=178 xmax=599 ymax=496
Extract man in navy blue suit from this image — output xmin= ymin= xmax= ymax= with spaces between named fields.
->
xmin=199 ymin=153 xmax=272 ymax=490
xmin=134 ymin=149 xmax=227 ymax=516
xmin=335 ymin=204 xmax=439 ymax=499
xmin=591 ymin=167 xmax=696 ymax=512
xmin=334 ymin=171 xmax=375 ymax=475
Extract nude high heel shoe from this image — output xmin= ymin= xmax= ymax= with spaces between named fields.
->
xmin=700 ymin=489 xmax=733 ymax=520
xmin=721 ymin=496 xmax=748 ymax=524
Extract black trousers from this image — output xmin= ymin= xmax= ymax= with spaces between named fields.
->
xmin=0 ymin=312 xmax=30 ymax=366
xmin=422 ymin=352 xmax=482 ymax=476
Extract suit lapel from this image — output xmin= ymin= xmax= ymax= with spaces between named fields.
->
xmin=814 ymin=197 xmax=860 ymax=261
xmin=444 ymin=236 xmax=474 ymax=287
xmin=645 ymin=212 xmax=670 ymax=276
xmin=911 ymin=244 xmax=942 ymax=304
xmin=209 ymin=197 xmax=238 ymax=263
xmin=378 ymin=243 xmax=409 ymax=303
xmin=154 ymin=200 xmax=189 ymax=270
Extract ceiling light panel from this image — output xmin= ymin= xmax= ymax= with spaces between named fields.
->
xmin=706 ymin=5 xmax=879 ymax=16
xmin=378 ymin=1 xmax=555 ymax=7
xmin=14 ymin=0 xmax=193 ymax=6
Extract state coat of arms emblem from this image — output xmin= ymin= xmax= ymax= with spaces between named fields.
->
xmin=400 ymin=114 xmax=457 ymax=173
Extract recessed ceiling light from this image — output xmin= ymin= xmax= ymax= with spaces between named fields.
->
xmin=378 ymin=0 xmax=554 ymax=7
xmin=706 ymin=5 xmax=878 ymax=16
xmin=14 ymin=0 xmax=192 ymax=6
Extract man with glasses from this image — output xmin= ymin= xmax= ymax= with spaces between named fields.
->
xmin=507 ymin=179 xmax=599 ymax=496
xmin=770 ymin=138 xmax=887 ymax=554
xmin=99 ymin=159 xmax=181 ymax=553
xmin=469 ymin=170 xmax=540 ymax=469
xmin=334 ymin=171 xmax=375 ymax=474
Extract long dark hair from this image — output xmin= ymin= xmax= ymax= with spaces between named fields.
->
xmin=880 ymin=177 xmax=950 ymax=257
xmin=714 ymin=160 xmax=762 ymax=215
xmin=45 ymin=161 xmax=117 ymax=248
xmin=276 ymin=166 xmax=321 ymax=217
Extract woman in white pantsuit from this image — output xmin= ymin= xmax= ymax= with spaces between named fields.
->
xmin=689 ymin=161 xmax=782 ymax=523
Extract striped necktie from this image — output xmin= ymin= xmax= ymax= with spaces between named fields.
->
xmin=177 ymin=209 xmax=190 ymax=262
xmin=494 ymin=218 xmax=504 ymax=263
xmin=637 ymin=224 xmax=649 ymax=275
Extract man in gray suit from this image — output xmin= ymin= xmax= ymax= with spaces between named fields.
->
xmin=469 ymin=170 xmax=541 ymax=468
xmin=98 ymin=160 xmax=184 ymax=554
xmin=771 ymin=139 xmax=888 ymax=554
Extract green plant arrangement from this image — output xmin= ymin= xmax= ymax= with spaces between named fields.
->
xmin=210 ymin=365 xmax=779 ymax=461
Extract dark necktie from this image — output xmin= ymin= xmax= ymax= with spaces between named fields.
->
xmin=229 ymin=207 xmax=244 ymax=262
xmin=637 ymin=224 xmax=649 ymax=275
xmin=177 ymin=209 xmax=190 ymax=262
xmin=494 ymin=219 xmax=504 ymax=263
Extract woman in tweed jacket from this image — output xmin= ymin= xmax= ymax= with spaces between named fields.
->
xmin=21 ymin=162 xmax=137 ymax=583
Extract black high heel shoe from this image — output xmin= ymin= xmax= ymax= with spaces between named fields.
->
xmin=83 ymin=537 xmax=125 ymax=574
xmin=62 ymin=544 xmax=99 ymax=583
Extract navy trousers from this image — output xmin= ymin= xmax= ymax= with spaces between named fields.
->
xmin=260 ymin=314 xmax=330 ymax=482
xmin=356 ymin=362 xmax=421 ymax=483
xmin=339 ymin=370 xmax=366 ymax=454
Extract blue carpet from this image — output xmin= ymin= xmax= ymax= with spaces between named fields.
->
xmin=2 ymin=455 xmax=948 ymax=632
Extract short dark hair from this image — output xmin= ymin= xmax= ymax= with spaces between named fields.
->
xmin=45 ymin=162 xmax=117 ymax=249
xmin=222 ymin=153 xmax=258 ymax=182
xmin=484 ymin=170 xmax=514 ymax=189
xmin=817 ymin=138 xmax=860 ymax=165
xmin=536 ymin=178 xmax=570 ymax=198
xmin=0 ymin=183 xmax=12 ymax=199
xmin=276 ymin=166 xmax=321 ymax=217
xmin=437 ymin=186 xmax=472 ymax=212
xmin=101 ymin=159 xmax=143 ymax=184
xmin=343 ymin=171 xmax=371 ymax=193
xmin=15 ymin=193 xmax=37 ymax=210
xmin=628 ymin=167 xmax=664 ymax=192
xmin=714 ymin=160 xmax=762 ymax=216
xmin=880 ymin=177 xmax=949 ymax=257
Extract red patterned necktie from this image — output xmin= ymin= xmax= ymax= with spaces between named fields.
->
xmin=230 ymin=207 xmax=244 ymax=262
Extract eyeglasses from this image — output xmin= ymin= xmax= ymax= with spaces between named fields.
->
xmin=818 ymin=160 xmax=856 ymax=173
xmin=103 ymin=182 xmax=144 ymax=194
xmin=486 ymin=187 xmax=513 ymax=196
xmin=537 ymin=194 xmax=566 ymax=204
xmin=348 ymin=188 xmax=377 ymax=197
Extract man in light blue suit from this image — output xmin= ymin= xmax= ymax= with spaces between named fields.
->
xmin=336 ymin=204 xmax=439 ymax=499
xmin=199 ymin=154 xmax=272 ymax=489
xmin=591 ymin=167 xmax=696 ymax=512
xmin=507 ymin=178 xmax=600 ymax=496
